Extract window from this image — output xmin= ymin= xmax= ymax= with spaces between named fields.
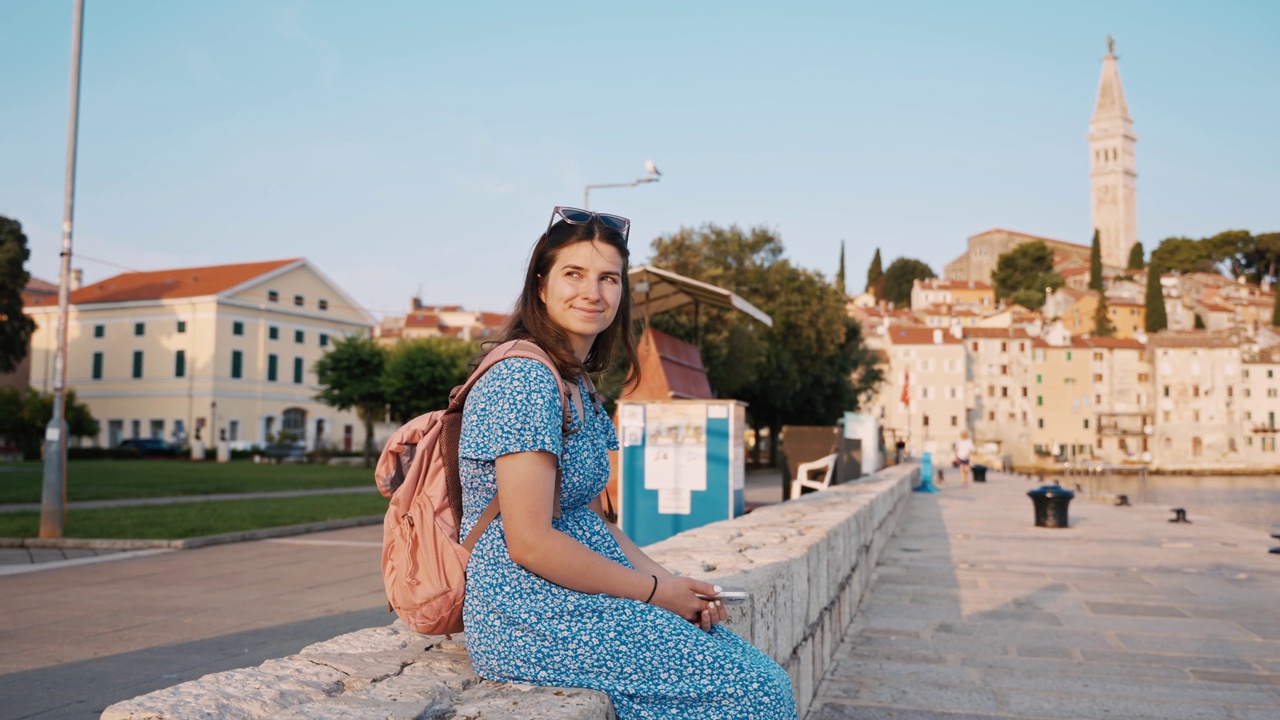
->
xmin=923 ymin=415 xmax=930 ymax=427
xmin=988 ymin=411 xmax=995 ymax=421
xmin=134 ymin=322 xmax=145 ymax=336
xmin=1138 ymin=373 xmax=1149 ymax=382
xmin=175 ymin=350 xmax=186 ymax=378
xmin=1095 ymin=395 xmax=1102 ymax=405
xmin=1066 ymin=351 xmax=1073 ymax=361
xmin=1001 ymin=387 xmax=1008 ymax=397
xmin=269 ymin=326 xmax=279 ymax=340
xmin=231 ymin=350 xmax=243 ymax=379
xmin=1269 ymin=388 xmax=1279 ymax=399
xmin=268 ymin=290 xmax=279 ymax=302
xmin=987 ymin=385 xmax=995 ymax=397
xmin=294 ymin=294 xmax=304 ymax=307
xmin=1264 ymin=437 xmax=1276 ymax=452
xmin=1093 ymin=374 xmax=1103 ymax=382
xmin=177 ymin=320 xmax=187 ymax=333
xmin=1022 ymin=387 xmax=1028 ymax=397
xmin=1193 ymin=385 xmax=1200 ymax=397
xmin=94 ymin=324 xmax=104 ymax=338
xmin=132 ymin=351 xmax=143 ymax=379
xmin=971 ymin=342 xmax=978 ymax=352
xmin=1097 ymin=438 xmax=1103 ymax=449
xmin=92 ymin=352 xmax=103 ymax=380
xmin=1093 ymin=352 xmax=1103 ymax=361
xmin=233 ymin=321 xmax=244 ymax=336
xmin=1036 ymin=374 xmax=1042 ymax=384
xmin=1193 ymin=410 xmax=1200 ymax=422
xmin=1227 ymin=386 xmax=1234 ymax=397
xmin=268 ymin=354 xmax=278 ymax=382
xmin=295 ymin=330 xmax=305 ymax=344
xmin=1163 ymin=385 xmax=1170 ymax=397
xmin=1037 ymin=395 xmax=1043 ymax=406
xmin=1000 ymin=342 xmax=1007 ymax=352
xmin=1270 ymin=370 xmax=1275 ymax=379
xmin=1001 ymin=365 xmax=1008 ymax=375
xmin=228 ymin=420 xmax=240 ymax=442
xmin=1083 ymin=419 xmax=1090 ymax=429
xmin=1019 ymin=342 xmax=1025 ymax=352
xmin=318 ymin=299 xmax=329 ymax=311
xmin=319 ymin=333 xmax=329 ymax=348
xmin=1163 ymin=411 xmax=1171 ymax=422
xmin=293 ymin=357 xmax=304 ymax=384
xmin=951 ymin=416 xmax=958 ymax=427
xmin=1037 ymin=418 xmax=1044 ymax=428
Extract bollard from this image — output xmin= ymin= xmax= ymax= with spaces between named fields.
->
xmin=1270 ymin=533 xmax=1280 ymax=555
xmin=1169 ymin=508 xmax=1191 ymax=523
xmin=914 ymin=452 xmax=940 ymax=493
xmin=1115 ymin=494 xmax=1130 ymax=506
xmin=1027 ymin=483 xmax=1074 ymax=527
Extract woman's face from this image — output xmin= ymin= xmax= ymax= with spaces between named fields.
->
xmin=539 ymin=240 xmax=624 ymax=360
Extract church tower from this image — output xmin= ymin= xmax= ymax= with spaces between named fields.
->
xmin=1088 ymin=37 xmax=1137 ymax=269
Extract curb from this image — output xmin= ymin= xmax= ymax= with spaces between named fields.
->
xmin=0 ymin=515 xmax=383 ymax=552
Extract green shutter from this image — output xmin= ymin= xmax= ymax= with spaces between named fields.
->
xmin=132 ymin=351 xmax=143 ymax=378
xmin=268 ymin=354 xmax=278 ymax=382
xmin=294 ymin=357 xmax=303 ymax=384
xmin=232 ymin=350 xmax=243 ymax=379
xmin=175 ymin=350 xmax=186 ymax=378
xmin=92 ymin=352 xmax=103 ymax=380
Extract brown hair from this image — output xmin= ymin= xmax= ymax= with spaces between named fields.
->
xmin=489 ymin=215 xmax=639 ymax=387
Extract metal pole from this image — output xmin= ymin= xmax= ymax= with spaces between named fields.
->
xmin=40 ymin=0 xmax=86 ymax=538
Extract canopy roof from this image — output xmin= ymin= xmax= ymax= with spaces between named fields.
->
xmin=629 ymin=265 xmax=773 ymax=327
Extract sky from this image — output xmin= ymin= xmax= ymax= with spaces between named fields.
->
xmin=3 ymin=1 xmax=1278 ymax=319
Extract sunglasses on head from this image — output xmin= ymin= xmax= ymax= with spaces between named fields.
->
xmin=548 ymin=206 xmax=630 ymax=243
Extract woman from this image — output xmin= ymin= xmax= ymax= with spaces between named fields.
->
xmin=459 ymin=206 xmax=797 ymax=719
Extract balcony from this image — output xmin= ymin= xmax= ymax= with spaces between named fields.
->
xmin=1096 ymin=412 xmax=1149 ymax=437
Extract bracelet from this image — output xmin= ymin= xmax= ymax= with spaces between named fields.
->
xmin=643 ymin=574 xmax=658 ymax=604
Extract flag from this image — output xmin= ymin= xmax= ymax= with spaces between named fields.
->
xmin=900 ymin=370 xmax=910 ymax=406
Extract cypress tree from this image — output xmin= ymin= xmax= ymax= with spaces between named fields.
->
xmin=1145 ymin=265 xmax=1167 ymax=333
xmin=866 ymin=247 xmax=884 ymax=298
xmin=1273 ymin=285 xmax=1280 ymax=326
xmin=836 ymin=240 xmax=846 ymax=295
xmin=1127 ymin=241 xmax=1145 ymax=271
xmin=1093 ymin=292 xmax=1114 ymax=337
xmin=1089 ymin=229 xmax=1103 ymax=291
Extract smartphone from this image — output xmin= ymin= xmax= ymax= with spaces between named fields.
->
xmin=695 ymin=589 xmax=750 ymax=605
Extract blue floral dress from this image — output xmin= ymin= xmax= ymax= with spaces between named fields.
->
xmin=460 ymin=359 xmax=797 ymax=719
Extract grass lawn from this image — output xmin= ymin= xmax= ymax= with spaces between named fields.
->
xmin=0 ymin=459 xmax=374 ymax=504
xmin=0 ymin=492 xmax=387 ymax=539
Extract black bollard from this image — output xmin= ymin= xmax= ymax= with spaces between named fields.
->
xmin=1115 ymin=494 xmax=1130 ymax=507
xmin=1169 ymin=508 xmax=1191 ymax=523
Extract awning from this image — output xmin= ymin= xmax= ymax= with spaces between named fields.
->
xmin=629 ymin=265 xmax=773 ymax=327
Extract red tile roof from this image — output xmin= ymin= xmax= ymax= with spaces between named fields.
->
xmin=963 ymin=327 xmax=1033 ymax=339
xmin=69 ymin=259 xmax=300 ymax=305
xmin=917 ymin=279 xmax=993 ymax=290
xmin=21 ymin=276 xmax=59 ymax=307
xmin=887 ymin=327 xmax=964 ymax=345
xmin=1071 ymin=336 xmax=1145 ymax=350
xmin=405 ymin=312 xmax=441 ymax=329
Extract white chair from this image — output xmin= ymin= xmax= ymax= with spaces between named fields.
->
xmin=790 ymin=453 xmax=839 ymax=498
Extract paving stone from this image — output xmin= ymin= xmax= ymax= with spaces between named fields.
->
xmin=1085 ymin=601 xmax=1189 ymax=617
xmin=1078 ymin=648 xmax=1260 ymax=672
xmin=1115 ymin=633 xmax=1280 ymax=659
xmin=807 ymin=702 xmax=1014 ymax=720
xmin=1188 ymin=669 xmax=1280 ymax=685
xmin=1002 ymin=689 xmax=1233 ymax=719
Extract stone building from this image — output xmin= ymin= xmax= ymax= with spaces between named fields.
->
xmin=943 ymin=229 xmax=1091 ymax=285
xmin=963 ymin=328 xmax=1037 ymax=467
xmin=1146 ymin=331 xmax=1244 ymax=471
xmin=1030 ymin=341 xmax=1094 ymax=462
xmin=1076 ymin=336 xmax=1151 ymax=464
xmin=873 ymin=327 xmax=968 ymax=462
xmin=1239 ymin=345 xmax=1280 ymax=465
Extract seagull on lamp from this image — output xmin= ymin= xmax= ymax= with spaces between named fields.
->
xmin=645 ymin=159 xmax=662 ymax=177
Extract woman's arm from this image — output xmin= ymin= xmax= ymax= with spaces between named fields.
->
xmin=496 ymin=450 xmax=721 ymax=624
xmin=588 ymin=495 xmax=672 ymax=580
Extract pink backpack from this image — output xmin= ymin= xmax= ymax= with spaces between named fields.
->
xmin=374 ymin=339 xmax=574 ymax=636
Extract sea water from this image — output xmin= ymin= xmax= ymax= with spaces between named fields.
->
xmin=1081 ymin=473 xmax=1280 ymax=532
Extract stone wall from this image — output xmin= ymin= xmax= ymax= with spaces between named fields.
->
xmin=102 ymin=465 xmax=916 ymax=720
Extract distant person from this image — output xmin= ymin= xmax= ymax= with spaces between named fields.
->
xmin=459 ymin=206 xmax=797 ymax=719
xmin=954 ymin=431 xmax=975 ymax=486
xmin=894 ymin=439 xmax=906 ymax=464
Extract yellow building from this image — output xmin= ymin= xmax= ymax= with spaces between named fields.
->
xmin=1030 ymin=342 xmax=1094 ymax=462
xmin=25 ymin=259 xmax=373 ymax=450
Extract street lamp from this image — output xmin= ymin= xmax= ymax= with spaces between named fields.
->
xmin=583 ymin=160 xmax=661 ymax=210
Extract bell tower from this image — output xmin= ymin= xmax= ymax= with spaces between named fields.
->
xmin=1088 ymin=36 xmax=1137 ymax=269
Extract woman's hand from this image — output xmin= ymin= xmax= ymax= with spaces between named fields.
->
xmin=649 ymin=576 xmax=729 ymax=633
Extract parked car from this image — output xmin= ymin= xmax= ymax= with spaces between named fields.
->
xmin=119 ymin=438 xmax=180 ymax=457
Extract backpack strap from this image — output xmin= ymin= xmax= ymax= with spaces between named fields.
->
xmin=457 ymin=340 xmax=578 ymax=551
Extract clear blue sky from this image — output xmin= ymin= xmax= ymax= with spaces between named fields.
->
xmin=3 ymin=1 xmax=1277 ymax=318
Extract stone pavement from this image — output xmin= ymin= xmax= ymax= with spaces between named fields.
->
xmin=808 ymin=470 xmax=1280 ymax=720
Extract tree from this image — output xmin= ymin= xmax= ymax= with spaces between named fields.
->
xmin=1145 ymin=265 xmax=1168 ymax=332
xmin=1092 ymin=291 xmax=1114 ymax=337
xmin=382 ymin=337 xmax=476 ymax=423
xmin=1127 ymin=241 xmax=1145 ymax=271
xmin=1089 ymin=229 xmax=1103 ymax=291
xmin=0 ymin=215 xmax=37 ymax=373
xmin=991 ymin=242 xmax=1063 ymax=311
xmin=1150 ymin=236 xmax=1216 ymax=275
xmin=866 ymin=247 xmax=884 ymax=299
xmin=648 ymin=224 xmax=883 ymax=464
xmin=882 ymin=257 xmax=935 ymax=308
xmin=1273 ymin=284 xmax=1280 ymax=326
xmin=314 ymin=334 xmax=388 ymax=466
xmin=0 ymin=388 xmax=98 ymax=459
xmin=835 ymin=240 xmax=846 ymax=296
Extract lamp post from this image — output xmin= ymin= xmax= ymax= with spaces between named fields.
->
xmin=40 ymin=0 xmax=86 ymax=538
xmin=583 ymin=160 xmax=661 ymax=210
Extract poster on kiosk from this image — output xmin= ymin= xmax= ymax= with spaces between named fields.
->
xmin=615 ymin=399 xmax=746 ymax=546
